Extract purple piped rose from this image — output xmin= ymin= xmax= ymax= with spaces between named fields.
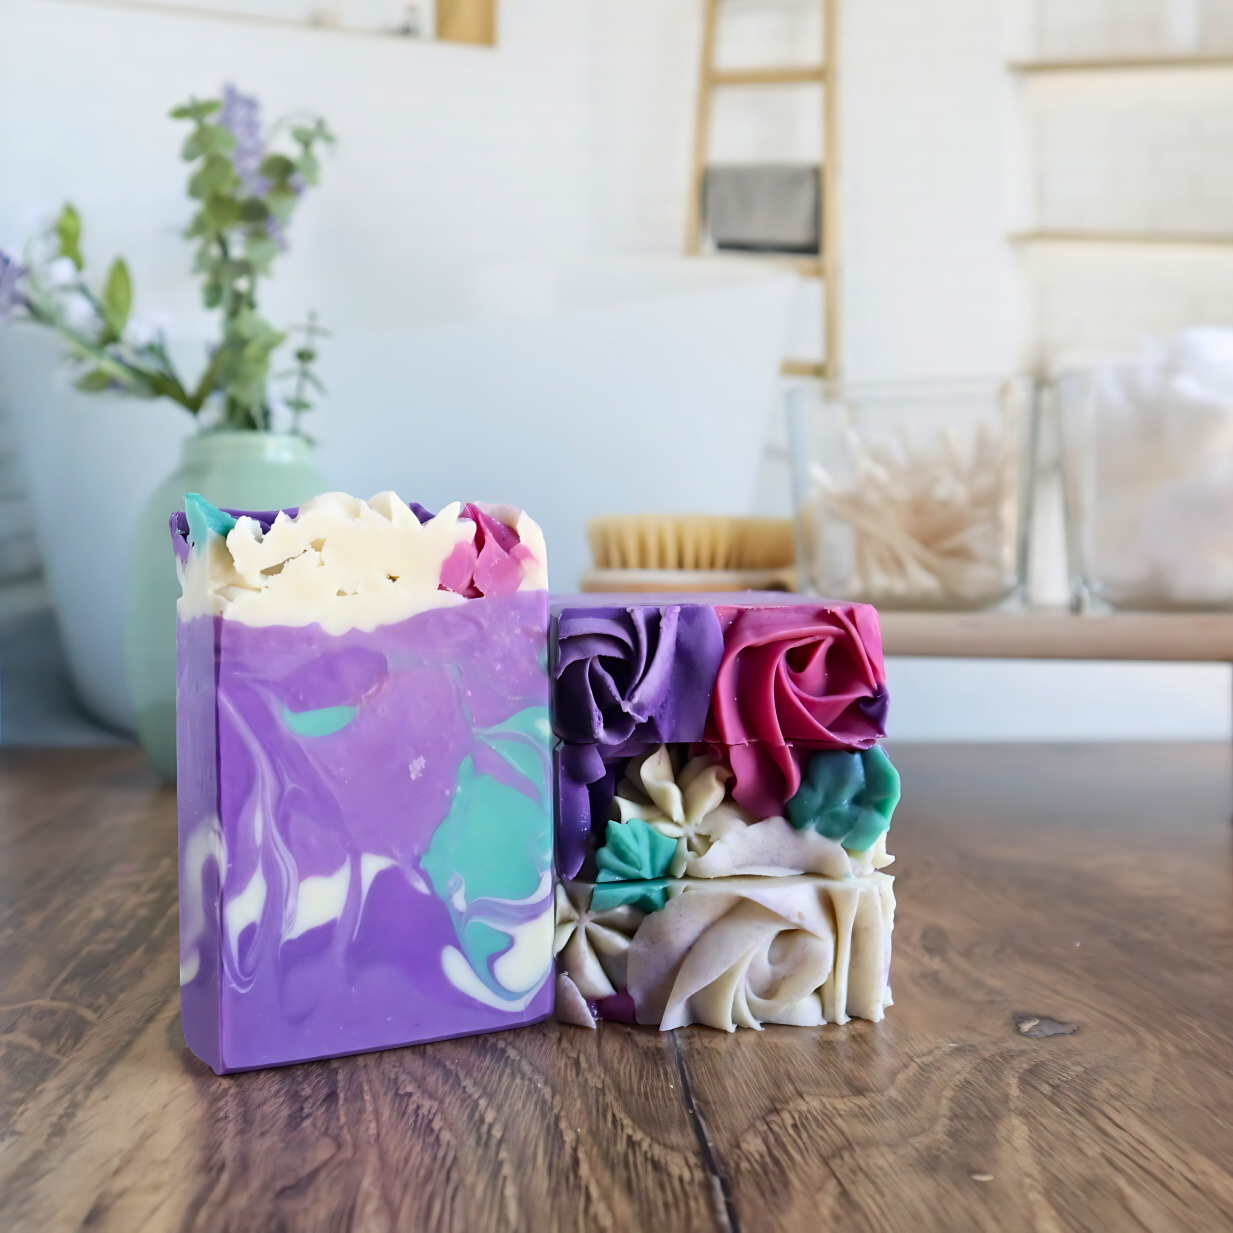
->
xmin=551 ymin=605 xmax=723 ymax=745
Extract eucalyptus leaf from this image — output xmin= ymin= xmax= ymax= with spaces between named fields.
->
xmin=203 ymin=193 xmax=242 ymax=229
xmin=74 ymin=369 xmax=114 ymax=392
xmin=169 ymin=99 xmax=221 ymax=122
xmin=245 ymin=234 xmax=278 ymax=272
xmin=189 ymin=154 xmax=238 ymax=201
xmin=54 ymin=205 xmax=84 ymax=271
xmin=296 ymin=151 xmax=319 ymax=185
xmin=259 ymin=153 xmax=296 ymax=182
xmin=102 ymin=258 xmax=132 ymax=338
xmin=265 ymin=186 xmax=297 ymax=223
xmin=238 ymin=198 xmax=269 ymax=223
xmin=181 ymin=123 xmax=235 ymax=161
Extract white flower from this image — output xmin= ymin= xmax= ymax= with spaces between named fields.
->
xmin=613 ymin=745 xmax=854 ymax=879
xmin=44 ymin=256 xmax=79 ymax=288
xmin=126 ymin=311 xmax=172 ymax=347
xmin=60 ymin=292 xmax=99 ymax=331
xmin=552 ymin=881 xmax=642 ymax=1000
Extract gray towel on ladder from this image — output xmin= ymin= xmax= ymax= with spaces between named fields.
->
xmin=704 ymin=164 xmax=821 ymax=255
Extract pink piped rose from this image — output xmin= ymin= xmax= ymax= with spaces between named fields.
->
xmin=704 ymin=603 xmax=888 ymax=817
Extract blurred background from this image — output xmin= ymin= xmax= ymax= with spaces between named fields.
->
xmin=3 ymin=0 xmax=1233 ymax=757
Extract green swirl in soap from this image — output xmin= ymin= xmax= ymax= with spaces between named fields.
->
xmin=282 ymin=705 xmax=358 ymax=737
xmin=422 ymin=706 xmax=553 ymax=1001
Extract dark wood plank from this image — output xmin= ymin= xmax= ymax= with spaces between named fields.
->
xmin=2 ymin=745 xmax=1232 ymax=1232
xmin=678 ymin=744 xmax=1233 ymax=1232
xmin=0 ymin=750 xmax=715 ymax=1233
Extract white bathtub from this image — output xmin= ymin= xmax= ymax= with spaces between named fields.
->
xmin=3 ymin=254 xmax=794 ymax=732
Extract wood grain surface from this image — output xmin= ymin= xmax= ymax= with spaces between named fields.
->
xmin=1 ymin=744 xmax=1231 ymax=1232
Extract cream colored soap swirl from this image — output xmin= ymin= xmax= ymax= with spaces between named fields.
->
xmin=554 ymin=875 xmax=896 ymax=1033
xmin=177 ymin=491 xmax=547 ymax=634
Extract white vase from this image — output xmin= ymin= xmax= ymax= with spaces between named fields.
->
xmin=0 ymin=326 xmax=193 ymax=733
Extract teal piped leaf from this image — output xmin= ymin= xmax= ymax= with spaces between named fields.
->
xmin=595 ymin=818 xmax=677 ymax=883
xmin=184 ymin=492 xmax=236 ymax=544
xmin=589 ymin=878 xmax=671 ymax=914
xmin=786 ymin=746 xmax=901 ymax=852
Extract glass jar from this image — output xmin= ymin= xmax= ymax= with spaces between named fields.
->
xmin=1058 ymin=336 xmax=1233 ymax=611
xmin=789 ymin=376 xmax=1035 ymax=610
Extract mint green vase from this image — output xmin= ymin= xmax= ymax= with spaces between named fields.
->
xmin=125 ymin=431 xmax=328 ymax=781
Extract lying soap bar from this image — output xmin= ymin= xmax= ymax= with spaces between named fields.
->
xmin=554 ymin=874 xmax=895 ymax=1031
xmin=173 ymin=491 xmax=554 ymax=1074
xmin=551 ymin=594 xmax=894 ymax=880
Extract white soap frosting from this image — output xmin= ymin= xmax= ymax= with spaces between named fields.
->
xmin=554 ymin=874 xmax=895 ymax=1032
xmin=177 ymin=491 xmax=548 ymax=633
xmin=613 ymin=745 xmax=872 ymax=879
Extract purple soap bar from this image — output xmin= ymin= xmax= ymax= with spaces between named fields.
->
xmin=550 ymin=594 xmax=889 ymax=879
xmin=174 ymin=491 xmax=554 ymax=1073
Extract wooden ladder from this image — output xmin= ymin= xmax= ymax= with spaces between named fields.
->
xmin=685 ymin=0 xmax=841 ymax=381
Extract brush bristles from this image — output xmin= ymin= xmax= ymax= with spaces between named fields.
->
xmin=588 ymin=516 xmax=795 ymax=571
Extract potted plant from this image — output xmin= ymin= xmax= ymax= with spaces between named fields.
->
xmin=0 ymin=86 xmax=334 ymax=779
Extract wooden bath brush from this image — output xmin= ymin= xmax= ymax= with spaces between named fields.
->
xmin=581 ymin=515 xmax=797 ymax=593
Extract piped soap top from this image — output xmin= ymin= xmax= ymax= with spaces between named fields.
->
xmin=172 ymin=490 xmax=548 ymax=634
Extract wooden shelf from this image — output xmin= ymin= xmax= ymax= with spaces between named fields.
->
xmin=52 ymin=0 xmax=497 ymax=42
xmin=700 ymin=251 xmax=823 ymax=276
xmin=710 ymin=65 xmax=826 ymax=86
xmin=879 ymin=609 xmax=1233 ymax=662
xmin=1011 ymin=54 xmax=1233 ymax=74
xmin=781 ymin=359 xmax=826 ymax=377
xmin=1010 ymin=229 xmax=1233 ymax=248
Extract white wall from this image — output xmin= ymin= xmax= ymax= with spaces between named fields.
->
xmin=2 ymin=0 xmax=1229 ymax=741
xmin=0 ymin=0 xmax=597 ymax=322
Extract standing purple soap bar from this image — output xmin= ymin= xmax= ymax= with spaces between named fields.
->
xmin=172 ymin=491 xmax=554 ymax=1073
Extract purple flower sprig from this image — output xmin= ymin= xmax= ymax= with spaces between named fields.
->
xmin=172 ymin=87 xmax=334 ymax=429
xmin=0 ymin=250 xmax=30 ymax=323
xmin=0 ymin=212 xmax=196 ymax=404
xmin=0 ymin=88 xmax=334 ymax=428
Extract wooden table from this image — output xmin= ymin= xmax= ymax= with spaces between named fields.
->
xmin=2 ymin=745 xmax=1232 ymax=1232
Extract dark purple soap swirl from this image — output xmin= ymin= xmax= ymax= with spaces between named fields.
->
xmin=551 ymin=605 xmax=723 ymax=745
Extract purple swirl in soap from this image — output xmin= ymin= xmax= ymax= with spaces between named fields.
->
xmin=552 ymin=605 xmax=723 ymax=745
